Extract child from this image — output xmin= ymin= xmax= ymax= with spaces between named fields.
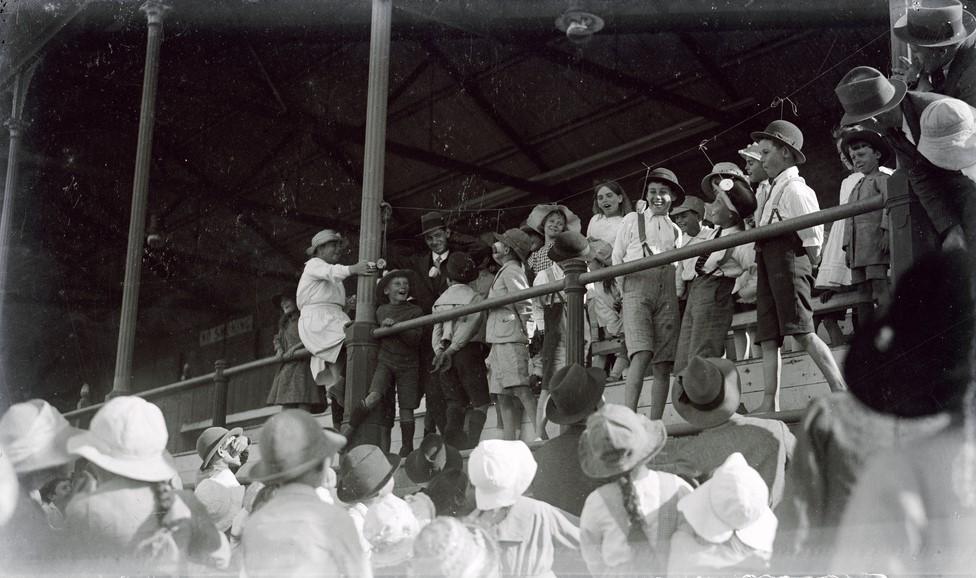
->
xmin=412 ymin=516 xmax=501 ymax=578
xmin=842 ymin=127 xmax=893 ymax=324
xmin=671 ymin=195 xmax=713 ymax=326
xmin=578 ymin=404 xmax=692 ymax=576
xmin=668 ymin=452 xmax=777 ymax=575
xmin=485 ymin=228 xmax=537 ymax=442
xmin=344 ymin=270 xmax=424 ymax=456
xmin=466 ymin=440 xmax=579 ymax=577
xmin=586 ymin=179 xmax=633 ymax=246
xmin=611 ymin=167 xmax=685 ymax=417
xmin=525 ymin=204 xmax=581 ymax=276
xmin=337 ymin=444 xmax=402 ymax=559
xmin=364 ymin=492 xmax=422 ymax=573
xmin=430 ymin=253 xmax=489 ymax=450
xmin=267 ymin=289 xmax=324 ymax=412
xmin=673 ymin=164 xmax=756 ymax=376
xmin=586 ymin=240 xmax=628 ymax=381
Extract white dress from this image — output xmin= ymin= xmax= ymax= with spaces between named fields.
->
xmin=297 ymin=258 xmax=352 ymax=386
xmin=586 ymin=214 xmax=624 ymax=246
xmin=816 ymin=173 xmax=861 ymax=288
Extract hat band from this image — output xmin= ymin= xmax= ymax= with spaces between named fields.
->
xmin=680 ymin=386 xmax=726 ymax=412
xmin=908 ymin=17 xmax=965 ymax=43
xmin=840 ymin=82 xmax=897 ymax=115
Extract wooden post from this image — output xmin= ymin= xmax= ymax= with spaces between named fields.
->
xmin=345 ymin=0 xmax=391 ymax=448
xmin=561 ymin=258 xmax=589 ymax=366
xmin=212 ymin=359 xmax=228 ymax=428
xmin=109 ymin=1 xmax=169 ymax=397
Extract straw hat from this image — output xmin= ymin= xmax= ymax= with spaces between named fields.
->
xmin=751 ymin=120 xmax=807 ymax=165
xmin=674 ymin=357 xmax=741 ymax=429
xmin=492 ymin=228 xmax=534 ymax=263
xmin=526 ymin=204 xmax=582 ymax=235
xmin=918 ymin=98 xmax=976 ymax=170
xmin=305 ymin=229 xmax=344 ymax=256
xmin=545 ymin=364 xmax=605 ymax=426
xmin=196 ymin=426 xmax=244 ymax=471
xmin=364 ymin=493 xmax=421 ymax=568
xmin=337 ymin=444 xmax=400 ymax=503
xmin=643 ymin=167 xmax=686 ymax=208
xmin=677 ymin=452 xmax=778 ymax=552
xmin=250 ymin=409 xmax=347 ymax=483
xmin=405 ymin=434 xmax=463 ymax=485
xmin=0 ymin=400 xmax=82 ymax=474
xmin=699 ymin=162 xmax=750 ymax=202
xmin=578 ymin=404 xmax=667 ymax=480
xmin=547 ymin=230 xmax=591 ymax=262
xmin=468 ymin=440 xmax=537 ymax=510
xmin=834 ymin=66 xmax=908 ymax=126
xmin=412 ymin=517 xmax=499 ymax=578
xmin=893 ymin=0 xmax=976 ymax=47
xmin=669 ymin=195 xmax=706 ymax=218
xmin=67 ymin=396 xmax=177 ymax=483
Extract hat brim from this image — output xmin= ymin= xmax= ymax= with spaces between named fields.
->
xmin=493 ymin=233 xmax=528 ymax=262
xmin=749 ymin=132 xmax=807 ymax=165
xmin=580 ymin=419 xmax=667 ymax=479
xmin=526 ymin=205 xmax=583 ymax=235
xmin=305 ymin=237 xmax=345 ymax=257
xmin=12 ymin=424 xmax=85 ymax=474
xmin=419 ymin=223 xmax=448 ymax=237
xmin=547 ymin=243 xmax=591 ymax=264
xmin=377 ymin=269 xmax=414 ymax=300
xmin=893 ymin=10 xmax=976 ymax=47
xmin=839 ymin=78 xmax=908 ymax=126
xmin=405 ymin=444 xmax=462 ymax=484
xmin=251 ymin=428 xmax=347 ymax=484
xmin=674 ymin=358 xmax=741 ymax=429
xmin=842 ymin=128 xmax=895 ymax=167
xmin=545 ymin=367 xmax=606 ymax=426
xmin=201 ymin=427 xmax=243 ymax=471
xmin=645 ymin=176 xmax=686 ymax=208
xmin=738 ymin=149 xmax=761 ymax=162
xmin=736 ymin=505 xmax=779 ymax=552
xmin=337 ymin=453 xmax=400 ymax=503
xmin=699 ymin=172 xmax=750 ymax=203
xmin=919 ymin=132 xmax=976 ymax=170
xmin=68 ymin=432 xmax=177 ymax=483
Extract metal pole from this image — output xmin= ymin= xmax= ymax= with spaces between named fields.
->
xmin=109 ymin=1 xmax=169 ymax=397
xmin=212 ymin=359 xmax=228 ymax=428
xmin=345 ymin=0 xmax=391 ymax=448
xmin=561 ymin=258 xmax=588 ymax=366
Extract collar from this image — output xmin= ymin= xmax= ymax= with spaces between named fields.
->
xmin=208 ymin=468 xmax=241 ymax=487
xmin=432 ymin=250 xmax=449 ymax=262
xmin=771 ymin=166 xmax=800 ymax=186
xmin=694 ymin=224 xmax=715 ymax=240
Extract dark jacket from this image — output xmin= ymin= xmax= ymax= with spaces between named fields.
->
xmin=944 ymin=34 xmax=976 ymax=107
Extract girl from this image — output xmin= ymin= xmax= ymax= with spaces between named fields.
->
xmin=525 ymin=204 xmax=581 ymax=276
xmin=586 ymin=180 xmax=633 ymax=246
xmin=267 ymin=289 xmax=324 ymax=412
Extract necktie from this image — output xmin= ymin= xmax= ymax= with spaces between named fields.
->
xmin=694 ymin=228 xmax=722 ymax=277
xmin=930 ymin=67 xmax=946 ymax=93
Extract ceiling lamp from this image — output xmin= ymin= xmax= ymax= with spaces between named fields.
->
xmin=555 ymin=5 xmax=605 ymax=46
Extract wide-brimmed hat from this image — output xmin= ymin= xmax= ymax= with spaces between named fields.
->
xmin=0 ymin=400 xmax=82 ymax=474
xmin=547 ymin=230 xmax=591 ymax=262
xmin=841 ymin=126 xmax=895 ymax=167
xmin=644 ymin=167 xmax=686 ymax=208
xmin=251 ymin=409 xmax=346 ymax=483
xmin=420 ymin=211 xmax=449 ymax=236
xmin=699 ymin=162 xmax=751 ymax=203
xmin=364 ymin=493 xmax=421 ymax=568
xmin=271 ymin=286 xmax=297 ymax=311
xmin=738 ymin=143 xmax=762 ymax=162
xmin=377 ymin=269 xmax=414 ymax=302
xmin=588 ymin=239 xmax=613 ymax=267
xmin=579 ymin=404 xmax=668 ymax=479
xmin=545 ymin=364 xmax=605 ymax=425
xmin=751 ymin=120 xmax=807 ymax=165
xmin=468 ymin=440 xmax=537 ymax=510
xmin=675 ymin=357 xmax=741 ymax=429
xmin=412 ymin=517 xmax=499 ymax=578
xmin=526 ymin=204 xmax=582 ymax=235
xmin=493 ymin=228 xmax=534 ymax=262
xmin=305 ymin=229 xmax=345 ymax=256
xmin=445 ymin=252 xmax=479 ymax=284
xmin=919 ymin=98 xmax=976 ymax=170
xmin=405 ymin=434 xmax=463 ymax=485
xmin=669 ymin=195 xmax=706 ymax=218
xmin=196 ymin=426 xmax=244 ymax=471
xmin=893 ymin=0 xmax=976 ymax=47
xmin=67 ymin=396 xmax=176 ymax=483
xmin=426 ymin=469 xmax=476 ymax=517
xmin=845 ymin=249 xmax=974 ymax=417
xmin=835 ymin=66 xmax=908 ymax=126
xmin=337 ymin=444 xmax=400 ymax=503
xmin=677 ymin=452 xmax=778 ymax=552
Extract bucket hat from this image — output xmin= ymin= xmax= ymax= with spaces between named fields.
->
xmin=674 ymin=357 xmax=741 ymax=429
xmin=669 ymin=195 xmax=706 ymax=218
xmin=364 ymin=493 xmax=421 ymax=568
xmin=578 ymin=404 xmax=668 ymax=479
xmin=0 ymin=400 xmax=82 ymax=474
xmin=547 ymin=230 xmax=591 ymax=262
xmin=420 ymin=211 xmax=449 ymax=236
xmin=412 ymin=517 xmax=499 ymax=578
xmin=893 ymin=0 xmax=976 ymax=47
xmin=918 ymin=97 xmax=976 ymax=170
xmin=643 ymin=167 xmax=686 ymax=208
xmin=445 ymin=252 xmax=479 ymax=284
xmin=526 ymin=204 xmax=582 ymax=235
xmin=545 ymin=364 xmax=605 ymax=425
xmin=405 ymin=433 xmax=462 ymax=485
xmin=493 ymin=228 xmax=534 ymax=263
xmin=468 ymin=440 xmax=537 ymax=510
xmin=841 ymin=127 xmax=895 ymax=167
xmin=305 ymin=229 xmax=345 ymax=256
xmin=751 ymin=120 xmax=807 ymax=165
xmin=337 ymin=444 xmax=400 ymax=503
xmin=250 ymin=409 xmax=346 ymax=483
xmin=835 ymin=66 xmax=908 ymax=126
xmin=67 ymin=396 xmax=176 ymax=483
xmin=845 ymin=249 xmax=974 ymax=417
xmin=196 ymin=426 xmax=244 ymax=471
xmin=699 ymin=162 xmax=750 ymax=202
xmin=677 ymin=452 xmax=778 ymax=552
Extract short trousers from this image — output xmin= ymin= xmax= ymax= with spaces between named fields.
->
xmin=621 ymin=266 xmax=679 ymax=364
xmin=486 ymin=342 xmax=530 ymax=395
xmin=755 ymin=235 xmax=815 ymax=344
xmin=441 ymin=342 xmax=491 ymax=408
xmin=674 ymin=275 xmax=735 ymax=374
xmin=370 ymin=358 xmax=420 ymax=410
xmin=851 ymin=264 xmax=888 ymax=283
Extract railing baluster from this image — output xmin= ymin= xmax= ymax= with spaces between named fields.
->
xmin=212 ymin=359 xmax=228 ymax=428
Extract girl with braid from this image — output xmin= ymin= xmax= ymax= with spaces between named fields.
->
xmin=578 ymin=404 xmax=692 ymax=576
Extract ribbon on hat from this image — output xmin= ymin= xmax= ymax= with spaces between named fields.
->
xmin=3 ymin=403 xmax=69 ymax=467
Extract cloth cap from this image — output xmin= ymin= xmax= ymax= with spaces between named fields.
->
xmin=751 ymin=120 xmax=807 ymax=165
xmin=405 ymin=434 xmax=463 ymax=485
xmin=305 ymin=229 xmax=344 ymax=256
xmin=526 ymin=204 xmax=582 ymax=235
xmin=493 ymin=228 xmax=534 ymax=263
xmin=0 ymin=400 xmax=81 ymax=474
xmin=250 ymin=409 xmax=346 ymax=483
xmin=468 ymin=440 xmax=536 ymax=510
xmin=669 ymin=195 xmax=706 ymax=218
xmin=412 ymin=517 xmax=498 ymax=578
xmin=196 ymin=426 xmax=244 ymax=470
xmin=547 ymin=231 xmax=591 ymax=262
xmin=67 ymin=396 xmax=176 ymax=482
xmin=338 ymin=444 xmax=400 ymax=503
xmin=364 ymin=493 xmax=421 ymax=568
xmin=918 ymin=97 xmax=976 ymax=170
xmin=677 ymin=453 xmax=777 ymax=552
xmin=893 ymin=0 xmax=976 ymax=47
xmin=578 ymin=404 xmax=667 ymax=479
xmin=445 ymin=252 xmax=479 ymax=284
xmin=674 ymin=357 xmax=741 ymax=429
xmin=834 ymin=66 xmax=908 ymax=126
xmin=545 ymin=364 xmax=606 ymax=425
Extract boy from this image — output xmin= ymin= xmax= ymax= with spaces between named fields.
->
xmin=611 ymin=167 xmax=685 ymax=418
xmin=486 ymin=228 xmax=537 ymax=441
xmin=344 ymin=269 xmax=424 ymax=456
xmin=842 ymin=127 xmax=893 ymax=324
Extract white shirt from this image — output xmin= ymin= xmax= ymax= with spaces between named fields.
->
xmin=297 ymin=258 xmax=351 ymax=310
xmin=586 ymin=214 xmax=625 ymax=246
xmin=431 ymin=251 xmax=449 ymax=267
xmin=755 ymin=166 xmax=823 ymax=248
xmin=612 ymin=212 xmax=682 ymax=265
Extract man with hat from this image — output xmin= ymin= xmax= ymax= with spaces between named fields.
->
xmin=654 ymin=356 xmax=795 ymax=508
xmin=751 ymin=120 xmax=847 ymax=413
xmin=527 ymin=363 xmax=605 ymax=517
xmin=194 ymin=426 xmax=248 ymax=534
xmin=404 ymin=433 xmax=463 ymax=487
xmin=891 ymin=0 xmax=976 ymax=106
xmin=242 ymin=410 xmax=367 ymax=577
xmin=430 ymin=252 xmax=490 ymax=449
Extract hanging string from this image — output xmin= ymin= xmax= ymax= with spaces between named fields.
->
xmin=698 ymin=140 xmax=715 ymax=167
xmin=770 ymin=96 xmax=799 ymax=119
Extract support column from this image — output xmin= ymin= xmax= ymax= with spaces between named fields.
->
xmin=562 ymin=258 xmax=588 ymax=366
xmin=345 ymin=0 xmax=392 ymax=448
xmin=110 ymin=1 xmax=170 ymax=397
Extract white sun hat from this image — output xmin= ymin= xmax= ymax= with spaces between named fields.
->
xmin=918 ymin=97 xmax=976 ymax=171
xmin=467 ymin=440 xmax=537 ymax=511
xmin=0 ymin=400 xmax=82 ymax=474
xmin=67 ymin=396 xmax=177 ymax=483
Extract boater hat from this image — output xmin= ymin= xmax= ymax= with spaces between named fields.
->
xmin=893 ymin=0 xmax=976 ymax=47
xmin=835 ymin=66 xmax=908 ymax=126
xmin=674 ymin=357 xmax=741 ymax=429
xmin=545 ymin=363 xmax=606 ymax=425
xmin=751 ymin=120 xmax=807 ymax=165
